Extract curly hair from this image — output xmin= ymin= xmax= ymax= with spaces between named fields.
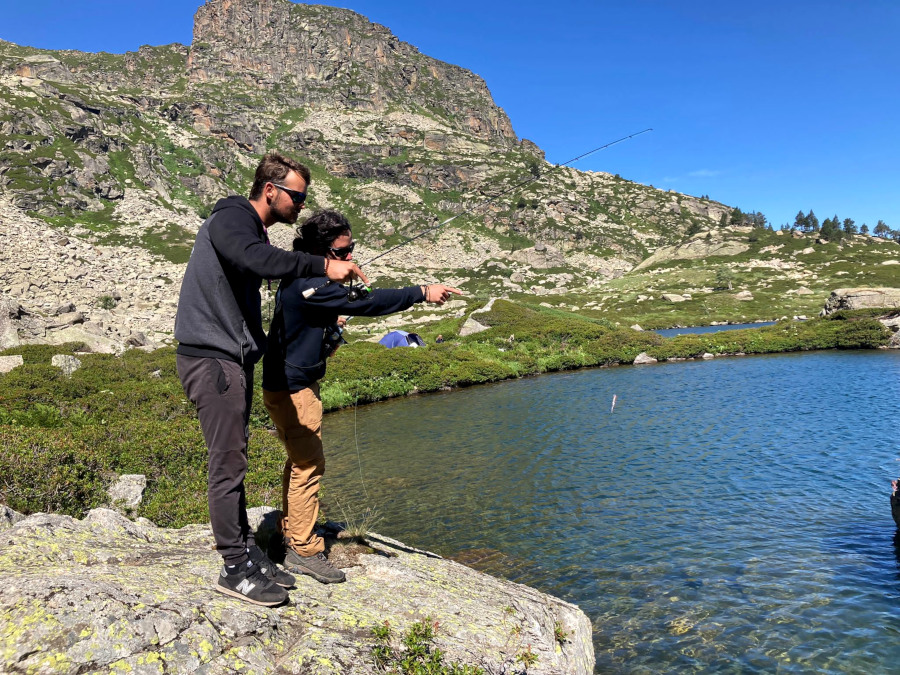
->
xmin=292 ymin=210 xmax=352 ymax=253
xmin=248 ymin=152 xmax=312 ymax=200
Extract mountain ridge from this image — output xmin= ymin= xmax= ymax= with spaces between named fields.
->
xmin=5 ymin=0 xmax=896 ymax=350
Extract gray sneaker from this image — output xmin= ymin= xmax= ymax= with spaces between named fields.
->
xmin=216 ymin=561 xmax=289 ymax=606
xmin=248 ymin=545 xmax=296 ymax=588
xmin=285 ymin=549 xmax=346 ymax=584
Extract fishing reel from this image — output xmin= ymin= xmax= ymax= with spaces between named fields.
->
xmin=322 ymin=323 xmax=347 ymax=358
xmin=347 ymin=283 xmax=371 ymax=302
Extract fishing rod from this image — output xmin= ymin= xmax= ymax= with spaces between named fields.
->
xmin=357 ymin=128 xmax=653 ymax=269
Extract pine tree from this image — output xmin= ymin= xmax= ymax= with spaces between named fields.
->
xmin=807 ymin=210 xmax=819 ymax=232
xmin=842 ymin=218 xmax=857 ymax=235
xmin=794 ymin=210 xmax=808 ymax=231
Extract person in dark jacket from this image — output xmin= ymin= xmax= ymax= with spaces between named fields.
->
xmin=262 ymin=209 xmax=461 ymax=583
xmin=175 ymin=153 xmax=369 ymax=607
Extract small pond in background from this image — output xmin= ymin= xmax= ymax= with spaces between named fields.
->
xmin=654 ymin=321 xmax=776 ymax=337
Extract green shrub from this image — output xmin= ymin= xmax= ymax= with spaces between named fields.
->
xmin=97 ymin=295 xmax=117 ymax=310
xmin=0 ymin=427 xmax=108 ymax=515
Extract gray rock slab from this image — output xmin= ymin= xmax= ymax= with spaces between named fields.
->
xmin=0 ymin=510 xmax=594 ymax=674
xmin=51 ymin=353 xmax=82 ymax=376
xmin=42 ymin=326 xmax=120 ymax=353
xmin=459 ymin=317 xmax=489 ymax=336
xmin=0 ymin=355 xmax=24 ymax=373
xmin=0 ymin=505 xmax=25 ymax=531
xmin=823 ymin=287 xmax=900 ymax=314
xmin=0 ymin=296 xmax=21 ymax=349
xmin=633 ymin=352 xmax=658 ymax=365
xmin=107 ymin=474 xmax=147 ymax=508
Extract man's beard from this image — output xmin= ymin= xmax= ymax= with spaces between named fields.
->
xmin=274 ymin=202 xmax=300 ymax=225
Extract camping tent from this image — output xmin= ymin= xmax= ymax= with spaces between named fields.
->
xmin=378 ymin=330 xmax=426 ymax=348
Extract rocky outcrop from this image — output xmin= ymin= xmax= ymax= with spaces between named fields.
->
xmin=0 ymin=201 xmax=181 ymax=351
xmin=633 ymin=236 xmax=750 ymax=272
xmin=189 ymin=0 xmax=517 ymax=145
xmin=822 ymin=288 xmax=900 ymax=314
xmin=0 ymin=508 xmax=594 ymax=674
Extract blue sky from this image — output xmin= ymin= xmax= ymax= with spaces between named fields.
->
xmin=3 ymin=0 xmax=898 ymax=230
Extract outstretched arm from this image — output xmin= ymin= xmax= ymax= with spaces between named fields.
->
xmin=291 ymin=281 xmax=463 ymax=317
xmin=420 ymin=284 xmax=463 ymax=305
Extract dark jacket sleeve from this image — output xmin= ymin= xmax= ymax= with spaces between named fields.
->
xmin=208 ymin=212 xmax=326 ymax=279
xmin=290 ymin=281 xmax=426 ymax=317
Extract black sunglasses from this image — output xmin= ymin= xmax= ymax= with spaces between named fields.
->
xmin=272 ymin=183 xmax=307 ymax=206
xmin=328 ymin=242 xmax=355 ymax=259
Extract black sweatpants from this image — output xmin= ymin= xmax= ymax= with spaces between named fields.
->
xmin=177 ymin=354 xmax=256 ymax=566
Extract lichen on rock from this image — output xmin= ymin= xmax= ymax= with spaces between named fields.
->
xmin=0 ymin=507 xmax=594 ymax=674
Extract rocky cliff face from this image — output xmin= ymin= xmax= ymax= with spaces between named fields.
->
xmin=190 ymin=0 xmax=517 ymax=144
xmin=0 ymin=0 xmax=733 ymax=349
xmin=0 ymin=506 xmax=595 ymax=674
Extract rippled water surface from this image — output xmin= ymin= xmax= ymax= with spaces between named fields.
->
xmin=654 ymin=321 xmax=776 ymax=337
xmin=322 ymin=350 xmax=900 ymax=673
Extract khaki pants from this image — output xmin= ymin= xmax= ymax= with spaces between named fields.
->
xmin=262 ymin=385 xmax=326 ymax=556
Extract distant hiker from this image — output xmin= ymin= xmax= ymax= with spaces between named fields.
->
xmin=174 ymin=153 xmax=369 ymax=607
xmin=436 ymin=334 xmax=444 ymax=343
xmin=262 ymin=209 xmax=461 ymax=584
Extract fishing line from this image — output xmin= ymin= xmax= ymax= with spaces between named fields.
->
xmin=352 ymin=388 xmax=371 ymax=503
xmin=358 ymin=128 xmax=653 ymax=268
xmin=344 ymin=128 xmax=652 ymax=511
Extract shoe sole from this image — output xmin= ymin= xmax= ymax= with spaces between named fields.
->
xmin=215 ymin=584 xmax=288 ymax=606
xmin=286 ymin=562 xmax=346 ymax=584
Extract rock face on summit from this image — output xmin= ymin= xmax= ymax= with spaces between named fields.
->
xmin=0 ymin=508 xmax=594 ymax=674
xmin=189 ymin=0 xmax=517 ymax=145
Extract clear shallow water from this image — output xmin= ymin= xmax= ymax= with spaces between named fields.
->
xmin=322 ymin=350 xmax=900 ymax=673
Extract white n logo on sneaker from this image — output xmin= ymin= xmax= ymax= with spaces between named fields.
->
xmin=235 ymin=579 xmax=256 ymax=595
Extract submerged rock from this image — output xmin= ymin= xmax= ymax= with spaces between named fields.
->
xmin=0 ymin=508 xmax=594 ymax=674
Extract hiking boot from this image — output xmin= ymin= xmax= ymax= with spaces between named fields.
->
xmin=249 ymin=544 xmax=296 ymax=588
xmin=285 ymin=549 xmax=346 ymax=584
xmin=216 ymin=561 xmax=289 ymax=606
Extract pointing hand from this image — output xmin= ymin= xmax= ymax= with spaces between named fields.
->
xmin=424 ymin=284 xmax=463 ymax=305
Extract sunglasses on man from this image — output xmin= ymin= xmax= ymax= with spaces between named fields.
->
xmin=272 ymin=183 xmax=307 ymax=206
xmin=329 ymin=242 xmax=355 ymax=259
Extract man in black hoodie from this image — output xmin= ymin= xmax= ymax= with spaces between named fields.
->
xmin=175 ymin=153 xmax=368 ymax=607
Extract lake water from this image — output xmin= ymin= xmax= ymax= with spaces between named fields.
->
xmin=322 ymin=350 xmax=900 ymax=673
xmin=654 ymin=321 xmax=776 ymax=337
